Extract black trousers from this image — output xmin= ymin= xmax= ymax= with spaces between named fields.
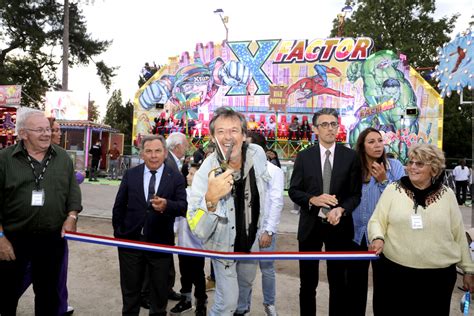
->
xmin=141 ymin=256 xmax=176 ymax=301
xmin=373 ymin=255 xmax=456 ymax=316
xmin=89 ymin=159 xmax=100 ymax=180
xmin=0 ymin=231 xmax=65 ymax=316
xmin=346 ymin=236 xmax=382 ymax=316
xmin=177 ymin=254 xmax=207 ymax=302
xmin=455 ymin=180 xmax=468 ymax=205
xmin=298 ymin=217 xmax=353 ymax=316
xmin=118 ymin=247 xmax=171 ymax=316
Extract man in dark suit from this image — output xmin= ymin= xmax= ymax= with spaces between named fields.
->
xmin=140 ymin=132 xmax=189 ymax=308
xmin=112 ymin=135 xmax=187 ymax=316
xmin=289 ymin=108 xmax=361 ymax=316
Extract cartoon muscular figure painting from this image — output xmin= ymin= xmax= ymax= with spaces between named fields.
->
xmin=347 ymin=50 xmax=418 ymax=161
xmin=138 ymin=57 xmax=251 ymax=114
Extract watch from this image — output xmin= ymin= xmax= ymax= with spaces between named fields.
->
xmin=266 ymin=230 xmax=274 ymax=236
xmin=206 ymin=200 xmax=217 ymax=209
xmin=0 ymin=231 xmax=4 ymax=238
xmin=381 ymin=179 xmax=389 ymax=186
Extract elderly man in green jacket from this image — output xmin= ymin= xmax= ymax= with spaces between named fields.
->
xmin=0 ymin=110 xmax=82 ymax=315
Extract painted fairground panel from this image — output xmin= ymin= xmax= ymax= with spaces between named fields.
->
xmin=134 ymin=38 xmax=442 ymax=162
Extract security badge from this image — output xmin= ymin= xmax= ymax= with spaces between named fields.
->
xmin=31 ymin=189 xmax=45 ymax=206
xmin=411 ymin=204 xmax=423 ymax=229
xmin=411 ymin=214 xmax=423 ymax=229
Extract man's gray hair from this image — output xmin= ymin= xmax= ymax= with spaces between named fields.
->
xmin=16 ymin=109 xmax=45 ymax=133
xmin=166 ymin=132 xmax=187 ymax=150
xmin=140 ymin=135 xmax=166 ymax=151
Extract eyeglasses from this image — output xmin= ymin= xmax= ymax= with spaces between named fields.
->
xmin=25 ymin=128 xmax=52 ymax=134
xmin=316 ymin=122 xmax=339 ymax=129
xmin=407 ymin=160 xmax=431 ymax=168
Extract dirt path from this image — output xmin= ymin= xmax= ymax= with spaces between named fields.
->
xmin=17 ymin=216 xmax=465 ymax=315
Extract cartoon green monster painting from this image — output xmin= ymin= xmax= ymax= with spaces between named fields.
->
xmin=347 ymin=50 xmax=418 ymax=161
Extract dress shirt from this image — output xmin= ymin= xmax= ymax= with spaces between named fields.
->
xmin=319 ymin=143 xmax=335 ymax=173
xmin=143 ymin=164 xmax=164 ymax=200
xmin=169 ymin=151 xmax=182 ymax=170
xmin=262 ymin=162 xmax=284 ymax=234
xmin=452 ymin=166 xmax=471 ymax=181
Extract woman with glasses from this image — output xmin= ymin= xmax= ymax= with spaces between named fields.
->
xmin=347 ymin=127 xmax=405 ymax=316
xmin=368 ymin=144 xmax=474 ymax=315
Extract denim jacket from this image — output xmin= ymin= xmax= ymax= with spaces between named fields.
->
xmin=187 ymin=143 xmax=270 ymax=263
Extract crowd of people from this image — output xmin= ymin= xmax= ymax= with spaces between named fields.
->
xmin=150 ymin=113 xmax=321 ymax=143
xmin=0 ymin=107 xmax=472 ymax=316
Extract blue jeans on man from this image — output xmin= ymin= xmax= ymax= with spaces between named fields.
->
xmin=236 ymin=235 xmax=277 ymax=313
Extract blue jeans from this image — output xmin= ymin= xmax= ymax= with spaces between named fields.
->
xmin=210 ymin=258 xmax=258 ymax=316
xmin=259 ymin=235 xmax=276 ymax=305
xmin=236 ymin=235 xmax=276 ymax=313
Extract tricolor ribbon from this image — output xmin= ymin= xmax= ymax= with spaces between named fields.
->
xmin=65 ymin=231 xmax=378 ymax=261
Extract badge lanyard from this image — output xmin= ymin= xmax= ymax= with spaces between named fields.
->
xmin=24 ymin=146 xmax=53 ymax=206
xmin=25 ymin=150 xmax=53 ymax=190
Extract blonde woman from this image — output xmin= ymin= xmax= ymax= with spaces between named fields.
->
xmin=368 ymin=144 xmax=474 ymax=315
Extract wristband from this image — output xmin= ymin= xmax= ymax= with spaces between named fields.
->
xmin=372 ymin=237 xmax=384 ymax=242
xmin=68 ymin=214 xmax=78 ymax=221
xmin=0 ymin=231 xmax=3 ymax=238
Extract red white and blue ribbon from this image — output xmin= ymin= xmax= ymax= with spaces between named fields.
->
xmin=65 ymin=231 xmax=378 ymax=261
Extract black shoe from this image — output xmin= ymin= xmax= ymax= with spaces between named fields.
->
xmin=195 ymin=304 xmax=206 ymax=316
xmin=140 ymin=299 xmax=150 ymax=309
xmin=168 ymin=291 xmax=182 ymax=301
xmin=64 ymin=305 xmax=74 ymax=315
xmin=170 ymin=299 xmax=192 ymax=314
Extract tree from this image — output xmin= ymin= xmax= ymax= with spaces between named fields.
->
xmin=330 ymin=0 xmax=471 ymax=159
xmin=331 ymin=0 xmax=457 ymax=69
xmin=442 ymin=90 xmax=472 ymax=164
xmin=87 ymin=99 xmax=100 ymax=122
xmin=104 ymin=90 xmax=133 ymax=154
xmin=0 ymin=0 xmax=116 ymax=108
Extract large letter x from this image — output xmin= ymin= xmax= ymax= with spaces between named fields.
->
xmin=227 ymin=40 xmax=279 ymax=95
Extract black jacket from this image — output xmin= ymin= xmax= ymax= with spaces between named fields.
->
xmin=112 ymin=162 xmax=187 ymax=246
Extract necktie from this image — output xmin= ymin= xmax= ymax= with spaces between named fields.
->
xmin=322 ymin=150 xmax=332 ymax=214
xmin=148 ymin=170 xmax=157 ymax=202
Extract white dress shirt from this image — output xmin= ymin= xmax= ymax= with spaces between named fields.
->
xmin=262 ymin=162 xmax=284 ymax=234
xmin=453 ymin=165 xmax=471 ymax=181
xmin=169 ymin=151 xmax=182 ymax=170
xmin=143 ymin=164 xmax=164 ymax=200
xmin=319 ymin=142 xmax=335 ymax=172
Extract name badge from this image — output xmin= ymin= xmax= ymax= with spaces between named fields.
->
xmin=411 ymin=214 xmax=423 ymax=229
xmin=31 ymin=189 xmax=45 ymax=206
